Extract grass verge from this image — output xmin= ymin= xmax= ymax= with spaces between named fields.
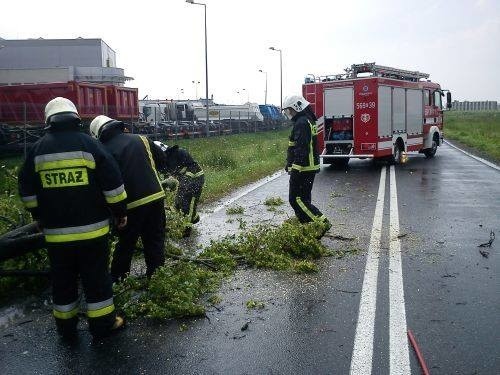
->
xmin=160 ymin=128 xmax=289 ymax=202
xmin=444 ymin=111 xmax=500 ymax=162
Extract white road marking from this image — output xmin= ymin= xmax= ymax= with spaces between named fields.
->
xmin=444 ymin=140 xmax=500 ymax=171
xmin=389 ymin=165 xmax=411 ymax=374
xmin=350 ymin=166 xmax=386 ymax=375
xmin=200 ymin=170 xmax=285 ymax=219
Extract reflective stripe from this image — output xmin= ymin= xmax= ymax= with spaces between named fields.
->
xmin=288 ymin=141 xmax=296 ymax=147
xmin=185 ymin=170 xmax=204 ymax=178
xmin=318 ymin=215 xmax=328 ymax=222
xmin=296 ymin=197 xmax=323 ymax=222
xmin=139 ymin=136 xmax=163 ymax=187
xmin=44 ymin=219 xmax=110 ymax=243
xmin=87 ymin=297 xmax=113 ymax=311
xmin=291 ymin=163 xmax=320 ymax=172
xmin=87 ymin=297 xmax=115 ymax=318
xmin=53 ymin=300 xmax=79 ymax=320
xmin=179 ymin=167 xmax=188 ymax=174
xmin=127 ymin=191 xmax=165 ymax=210
xmin=105 ymin=190 xmax=127 ymax=204
xmin=21 ymin=195 xmax=38 ymax=208
xmin=35 ymin=151 xmax=96 ymax=172
xmin=103 ymin=184 xmax=127 ymax=204
xmin=188 ymin=197 xmax=196 ymax=221
xmin=308 ymin=120 xmax=317 ymax=168
xmin=296 ymin=197 xmax=318 ymax=222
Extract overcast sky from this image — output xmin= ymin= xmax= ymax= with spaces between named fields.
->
xmin=1 ymin=0 xmax=499 ymax=105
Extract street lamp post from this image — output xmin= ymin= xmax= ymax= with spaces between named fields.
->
xmin=186 ymin=0 xmax=209 ymax=137
xmin=258 ymin=69 xmax=267 ymax=105
xmin=269 ymin=47 xmax=282 ymax=110
xmin=192 ymin=80 xmax=200 ymax=99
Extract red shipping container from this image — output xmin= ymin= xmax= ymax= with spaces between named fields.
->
xmin=106 ymin=86 xmax=139 ymax=120
xmin=0 ymin=81 xmax=108 ymax=124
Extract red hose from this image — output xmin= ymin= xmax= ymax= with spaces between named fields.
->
xmin=408 ymin=329 xmax=430 ymax=375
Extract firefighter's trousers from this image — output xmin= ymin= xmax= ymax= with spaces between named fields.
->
xmin=289 ymin=170 xmax=326 ymax=223
xmin=175 ymin=175 xmax=204 ymax=224
xmin=111 ymin=199 xmax=166 ymax=280
xmin=48 ymin=235 xmax=116 ymax=338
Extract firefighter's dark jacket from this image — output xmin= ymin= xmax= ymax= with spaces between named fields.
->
xmin=286 ymin=113 xmax=320 ymax=172
xmin=18 ymin=124 xmax=127 ymax=243
xmin=100 ymin=129 xmax=165 ymax=210
xmin=158 ymin=145 xmax=204 ymax=179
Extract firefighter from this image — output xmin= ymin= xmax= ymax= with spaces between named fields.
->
xmin=89 ymin=115 xmax=167 ymax=282
xmin=153 ymin=141 xmax=204 ymax=237
xmin=18 ymin=97 xmax=127 ymax=340
xmin=283 ymin=95 xmax=331 ymax=238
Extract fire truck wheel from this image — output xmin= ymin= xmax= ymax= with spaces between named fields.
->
xmin=424 ymin=138 xmax=438 ymax=158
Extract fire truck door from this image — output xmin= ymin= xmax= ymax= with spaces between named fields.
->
xmin=324 ymin=88 xmax=354 ymax=119
xmin=393 ymin=88 xmax=406 ymax=133
xmin=407 ymin=89 xmax=423 ymax=136
xmin=378 ymin=86 xmax=392 ymax=138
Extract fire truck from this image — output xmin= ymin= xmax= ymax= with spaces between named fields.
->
xmin=302 ymin=63 xmax=452 ymax=167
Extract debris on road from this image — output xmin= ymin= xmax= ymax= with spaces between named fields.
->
xmin=241 ymin=321 xmax=250 ymax=331
xmin=226 ymin=205 xmax=245 ymax=215
xmin=334 ymin=289 xmax=359 ymax=294
xmin=246 ymin=300 xmax=265 ymax=310
xmin=263 ymin=196 xmax=284 ymax=207
xmin=478 ymin=230 xmax=495 ymax=248
xmin=479 ymin=250 xmax=489 ymax=258
xmin=324 ymin=234 xmax=356 ymax=241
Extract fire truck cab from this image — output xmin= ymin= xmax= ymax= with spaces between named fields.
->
xmin=302 ymin=63 xmax=451 ymax=167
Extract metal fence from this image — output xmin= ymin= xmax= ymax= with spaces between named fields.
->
xmin=0 ymin=102 xmax=289 ymax=157
xmin=451 ymin=101 xmax=498 ymax=111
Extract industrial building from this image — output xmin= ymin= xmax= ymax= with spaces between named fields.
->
xmin=0 ymin=37 xmax=132 ymax=86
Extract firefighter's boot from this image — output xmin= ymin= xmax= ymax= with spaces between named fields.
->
xmin=316 ymin=218 xmax=332 ymax=239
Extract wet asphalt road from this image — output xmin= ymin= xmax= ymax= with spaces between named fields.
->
xmin=1 ymin=143 xmax=499 ymax=374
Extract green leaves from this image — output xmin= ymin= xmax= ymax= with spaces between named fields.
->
xmin=114 ymin=219 xmax=331 ymax=320
xmin=114 ymin=262 xmax=220 ymax=320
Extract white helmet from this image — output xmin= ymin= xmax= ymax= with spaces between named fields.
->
xmin=89 ymin=115 xmax=122 ymax=139
xmin=153 ymin=141 xmax=168 ymax=152
xmin=282 ymin=95 xmax=310 ymax=113
xmin=44 ymin=97 xmax=80 ymax=125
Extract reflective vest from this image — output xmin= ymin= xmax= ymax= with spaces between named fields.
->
xmin=101 ymin=133 xmax=165 ymax=210
xmin=287 ymin=115 xmax=320 ymax=172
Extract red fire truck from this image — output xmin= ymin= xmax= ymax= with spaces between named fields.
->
xmin=302 ymin=63 xmax=451 ymax=167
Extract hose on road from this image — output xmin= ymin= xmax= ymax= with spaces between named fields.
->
xmin=408 ymin=329 xmax=430 ymax=375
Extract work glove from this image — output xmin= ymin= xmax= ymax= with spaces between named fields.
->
xmin=115 ymin=216 xmax=128 ymax=230
xmin=161 ymin=177 xmax=178 ymax=191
